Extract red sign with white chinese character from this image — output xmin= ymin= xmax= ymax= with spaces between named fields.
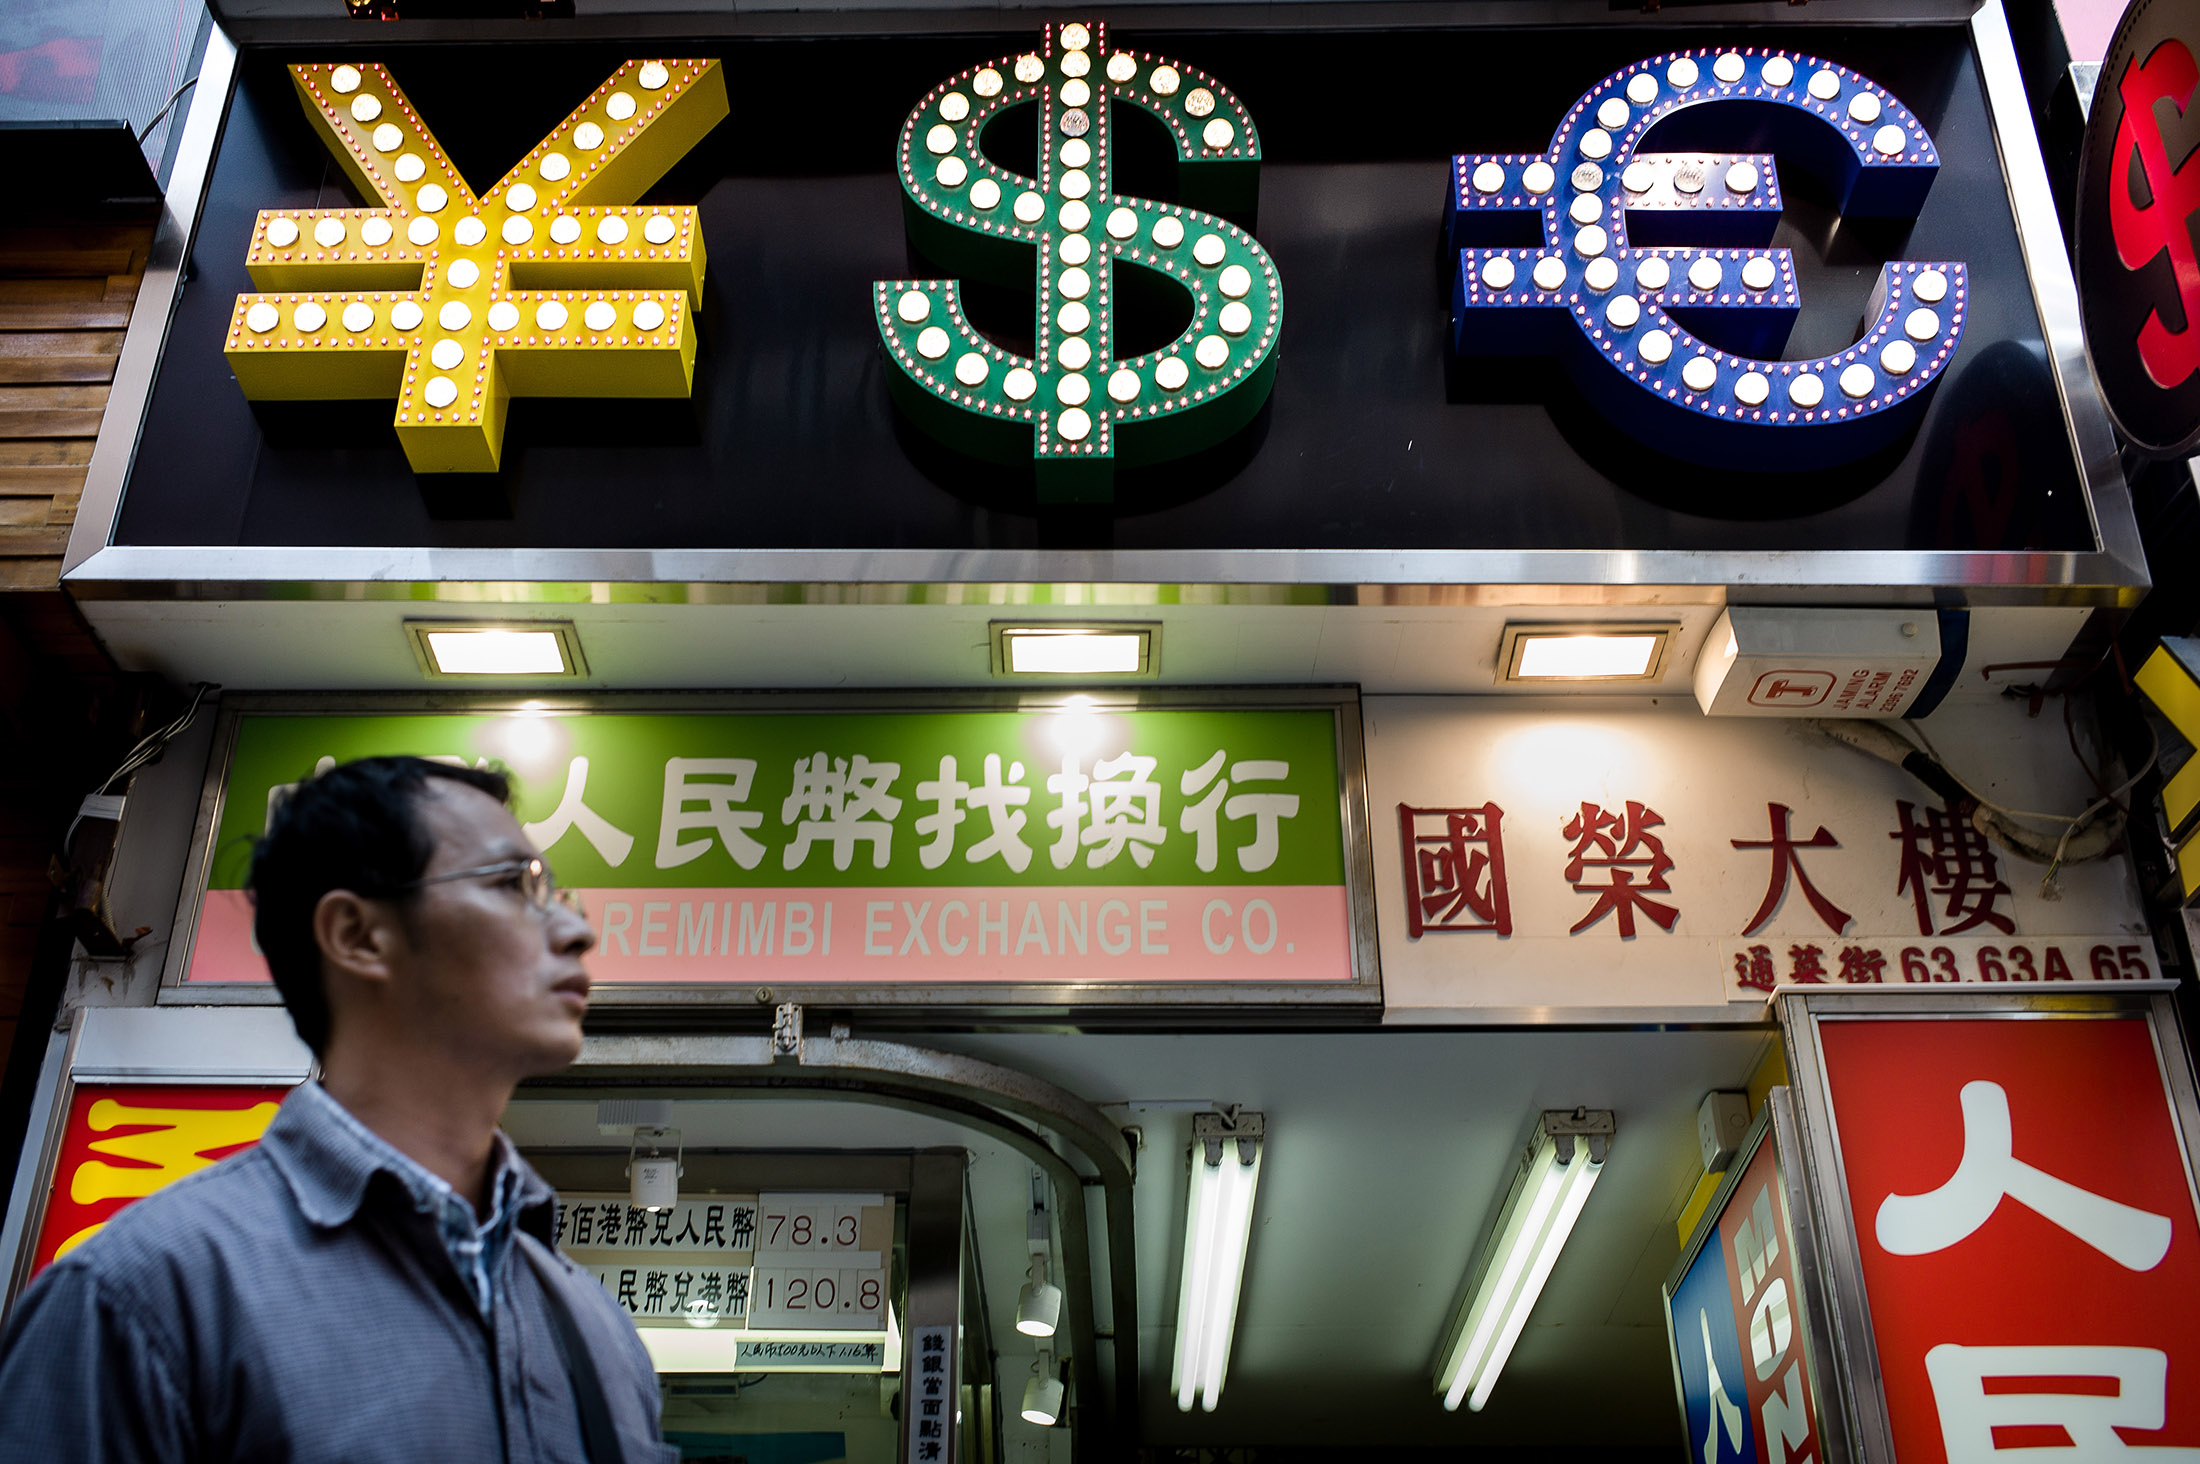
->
xmin=31 ymin=1084 xmax=289 ymax=1277
xmin=1819 ymin=1018 xmax=2200 ymax=1460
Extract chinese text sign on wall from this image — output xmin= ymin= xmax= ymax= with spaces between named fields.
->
xmin=184 ymin=707 xmax=1354 ymax=989
xmin=1367 ymin=701 xmax=2154 ymax=1013
xmin=1820 ymin=1017 xmax=2200 ymax=1461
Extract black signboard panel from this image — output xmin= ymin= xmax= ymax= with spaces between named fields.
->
xmin=116 ymin=26 xmax=2093 ymax=553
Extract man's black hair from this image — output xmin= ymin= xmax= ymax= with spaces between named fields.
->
xmin=248 ymin=756 xmax=512 ymax=1056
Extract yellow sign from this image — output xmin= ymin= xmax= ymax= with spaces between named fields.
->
xmin=224 ymin=60 xmax=729 ymax=473
xmin=2136 ymin=639 xmax=2200 ymax=897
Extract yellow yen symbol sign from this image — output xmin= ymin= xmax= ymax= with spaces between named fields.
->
xmin=225 ymin=60 xmax=728 ymax=473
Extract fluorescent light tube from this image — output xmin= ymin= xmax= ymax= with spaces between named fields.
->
xmin=1513 ymin=633 xmax=1662 ymax=680
xmin=1172 ymin=1133 xmax=1263 ymax=1413
xmin=1467 ymin=1155 xmax=1602 ymax=1411
xmin=1439 ymin=1139 xmax=1566 ymax=1410
xmin=425 ymin=628 xmax=568 ymax=675
xmin=1434 ymin=1114 xmax=1612 ymax=1413
xmin=1006 ymin=631 xmax=1145 ymax=675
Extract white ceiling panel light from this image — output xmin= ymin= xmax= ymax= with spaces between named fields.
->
xmin=1173 ymin=1109 xmax=1263 ymax=1413
xmin=406 ymin=619 xmax=587 ymax=678
xmin=1433 ymin=1108 xmax=1614 ymax=1412
xmin=991 ymin=621 xmax=1158 ymax=679
xmin=1499 ymin=623 xmax=1673 ymax=683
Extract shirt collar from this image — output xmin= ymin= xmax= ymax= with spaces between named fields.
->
xmin=262 ymin=1081 xmax=555 ymax=1235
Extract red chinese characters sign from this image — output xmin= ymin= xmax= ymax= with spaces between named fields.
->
xmin=1819 ymin=1018 xmax=2200 ymax=1460
xmin=31 ymin=1084 xmax=288 ymax=1276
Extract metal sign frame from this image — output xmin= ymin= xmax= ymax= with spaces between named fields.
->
xmin=60 ymin=0 xmax=2147 ymax=610
xmin=1773 ymin=985 xmax=2200 ymax=1464
xmin=154 ymin=687 xmax=1383 ymax=1013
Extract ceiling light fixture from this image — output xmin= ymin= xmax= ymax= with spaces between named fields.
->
xmin=627 ymin=1125 xmax=683 ymax=1213
xmin=991 ymin=621 xmax=1159 ymax=679
xmin=1017 ymin=1178 xmax=1063 ymax=1338
xmin=1499 ymin=624 xmax=1673 ymax=683
xmin=1021 ymin=1354 xmax=1065 ymax=1426
xmin=406 ymin=618 xmax=587 ymax=678
xmin=1172 ymin=1108 xmax=1263 ymax=1413
xmin=1433 ymin=1109 xmax=1614 ymax=1412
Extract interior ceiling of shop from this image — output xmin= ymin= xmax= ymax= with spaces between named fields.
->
xmin=507 ymin=1026 xmax=1771 ymax=1450
xmin=81 ymin=596 xmax=2094 ymax=697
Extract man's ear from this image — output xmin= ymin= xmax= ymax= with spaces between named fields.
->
xmin=313 ymin=889 xmax=403 ymax=991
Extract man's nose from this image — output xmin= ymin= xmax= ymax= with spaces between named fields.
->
xmin=548 ymin=902 xmax=596 ymax=955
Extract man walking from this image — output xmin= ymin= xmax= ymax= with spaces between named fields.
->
xmin=0 ymin=756 xmax=671 ymax=1463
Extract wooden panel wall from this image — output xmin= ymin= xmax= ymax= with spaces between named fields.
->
xmin=0 ymin=219 xmax=153 ymax=590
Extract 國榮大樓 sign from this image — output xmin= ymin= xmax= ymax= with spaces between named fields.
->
xmin=1366 ymin=699 xmax=2156 ymax=1016
xmin=175 ymin=698 xmax=1365 ymax=1004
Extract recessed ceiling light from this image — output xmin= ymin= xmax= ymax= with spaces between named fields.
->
xmin=406 ymin=620 xmax=587 ymax=678
xmin=992 ymin=622 xmax=1158 ymax=679
xmin=1500 ymin=625 xmax=1673 ymax=683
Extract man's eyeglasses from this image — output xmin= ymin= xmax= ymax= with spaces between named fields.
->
xmin=399 ymin=856 xmax=585 ymax=916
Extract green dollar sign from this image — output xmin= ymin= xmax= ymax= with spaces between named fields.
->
xmin=874 ymin=20 xmax=1282 ymax=504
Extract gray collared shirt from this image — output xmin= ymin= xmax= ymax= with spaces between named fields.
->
xmin=0 ymin=1082 xmax=674 ymax=1464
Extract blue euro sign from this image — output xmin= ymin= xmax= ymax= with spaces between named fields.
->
xmin=1447 ymin=50 xmax=1965 ymax=469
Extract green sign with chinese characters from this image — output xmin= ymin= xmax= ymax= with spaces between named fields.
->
xmin=184 ymin=702 xmax=1361 ymax=997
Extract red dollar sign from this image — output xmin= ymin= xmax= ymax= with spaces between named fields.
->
xmin=2111 ymin=39 xmax=2200 ymax=388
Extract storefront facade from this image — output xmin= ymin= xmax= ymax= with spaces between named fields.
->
xmin=3 ymin=0 xmax=2193 ymax=1459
